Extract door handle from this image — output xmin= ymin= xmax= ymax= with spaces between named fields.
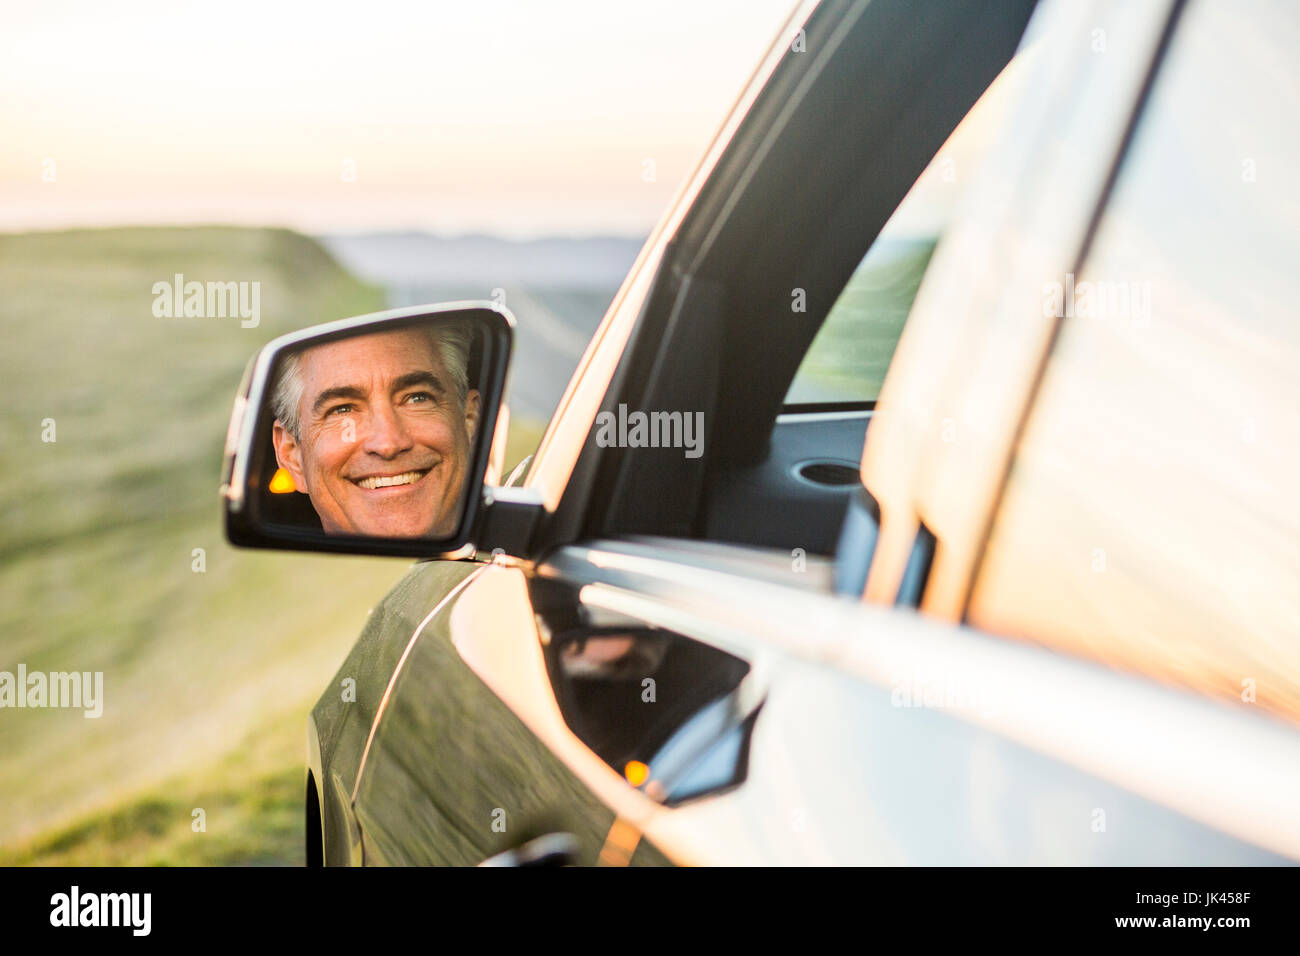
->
xmin=479 ymin=832 xmax=579 ymax=867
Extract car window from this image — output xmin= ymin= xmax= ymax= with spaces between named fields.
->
xmin=965 ymin=0 xmax=1300 ymax=722
xmin=784 ymin=43 xmax=1034 ymax=406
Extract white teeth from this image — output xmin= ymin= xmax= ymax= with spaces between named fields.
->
xmin=357 ymin=470 xmax=425 ymax=490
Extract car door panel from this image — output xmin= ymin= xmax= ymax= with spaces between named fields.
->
xmin=351 ymin=562 xmax=619 ymax=865
xmin=309 ymin=559 xmax=481 ymax=865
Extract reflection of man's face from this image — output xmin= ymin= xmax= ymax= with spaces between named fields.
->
xmin=272 ymin=328 xmax=480 ymax=537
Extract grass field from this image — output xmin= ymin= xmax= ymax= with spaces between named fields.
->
xmin=787 ymin=237 xmax=937 ymax=403
xmin=0 ymin=226 xmax=544 ymax=865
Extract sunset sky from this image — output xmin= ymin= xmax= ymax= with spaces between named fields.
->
xmin=0 ymin=0 xmax=796 ymax=237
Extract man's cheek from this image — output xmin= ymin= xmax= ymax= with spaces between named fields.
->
xmin=428 ymin=413 xmax=461 ymax=446
xmin=311 ymin=436 xmax=348 ymax=477
xmin=302 ymin=455 xmax=336 ymax=500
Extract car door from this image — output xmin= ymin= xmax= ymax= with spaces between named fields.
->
xmin=349 ymin=0 xmax=1041 ymax=865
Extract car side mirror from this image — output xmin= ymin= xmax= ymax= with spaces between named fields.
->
xmin=221 ymin=302 xmax=515 ymax=558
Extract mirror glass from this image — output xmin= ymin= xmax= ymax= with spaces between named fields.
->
xmin=229 ymin=306 xmax=507 ymax=551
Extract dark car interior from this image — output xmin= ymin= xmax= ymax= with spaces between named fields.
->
xmin=570 ymin=0 xmax=1038 ymax=567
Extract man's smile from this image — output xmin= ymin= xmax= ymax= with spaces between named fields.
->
xmin=350 ymin=467 xmax=432 ymax=491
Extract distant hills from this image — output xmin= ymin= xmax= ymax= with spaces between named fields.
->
xmin=317 ymin=231 xmax=645 ymax=288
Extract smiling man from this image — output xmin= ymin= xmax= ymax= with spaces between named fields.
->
xmin=270 ymin=322 xmax=480 ymax=538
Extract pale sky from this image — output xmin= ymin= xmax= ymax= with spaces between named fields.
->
xmin=0 ymin=0 xmax=798 ymax=237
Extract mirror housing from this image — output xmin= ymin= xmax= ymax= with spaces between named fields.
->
xmin=221 ymin=302 xmax=515 ymax=558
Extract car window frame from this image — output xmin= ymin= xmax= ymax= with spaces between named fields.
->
xmin=574 ymin=0 xmax=1039 ymax=553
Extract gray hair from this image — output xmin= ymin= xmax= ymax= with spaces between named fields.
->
xmin=272 ymin=321 xmax=472 ymax=439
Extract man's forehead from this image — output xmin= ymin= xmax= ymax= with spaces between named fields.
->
xmin=299 ymin=328 xmax=443 ymax=385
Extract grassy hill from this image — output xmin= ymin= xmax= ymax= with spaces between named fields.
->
xmin=786 ymin=238 xmax=936 ymax=403
xmin=0 ymin=226 xmax=541 ymax=864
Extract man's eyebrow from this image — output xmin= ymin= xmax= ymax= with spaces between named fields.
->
xmin=391 ymin=371 xmax=447 ymax=396
xmin=311 ymin=385 xmax=367 ymax=416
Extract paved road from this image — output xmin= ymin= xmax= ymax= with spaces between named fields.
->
xmin=319 ymin=234 xmax=634 ymax=426
xmin=384 ymin=281 xmax=614 ymax=424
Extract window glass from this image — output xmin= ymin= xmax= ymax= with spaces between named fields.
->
xmin=785 ymin=43 xmax=1034 ymax=405
xmin=966 ymin=0 xmax=1300 ymax=721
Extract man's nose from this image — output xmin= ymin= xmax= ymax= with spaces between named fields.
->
xmin=360 ymin=403 xmax=413 ymax=459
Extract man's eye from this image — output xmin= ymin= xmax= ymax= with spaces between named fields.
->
xmin=326 ymin=404 xmax=355 ymax=417
xmin=404 ymin=391 xmax=436 ymax=405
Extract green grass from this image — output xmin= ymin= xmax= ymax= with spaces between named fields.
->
xmin=787 ymin=238 xmax=937 ymax=403
xmin=0 ymin=226 xmax=546 ymax=865
xmin=1 ymin=704 xmax=310 ymax=866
